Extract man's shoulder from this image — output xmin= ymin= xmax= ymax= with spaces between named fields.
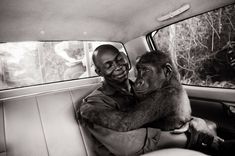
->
xmin=86 ymin=80 xmax=115 ymax=99
xmin=88 ymin=87 xmax=104 ymax=97
xmin=84 ymin=87 xmax=105 ymax=101
xmin=84 ymin=85 xmax=116 ymax=106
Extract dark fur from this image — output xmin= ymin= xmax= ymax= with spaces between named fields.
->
xmin=134 ymin=51 xmax=191 ymax=130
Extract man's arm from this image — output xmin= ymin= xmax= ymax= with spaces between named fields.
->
xmin=87 ymin=124 xmax=188 ymax=156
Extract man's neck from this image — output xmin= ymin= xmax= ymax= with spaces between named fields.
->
xmin=122 ymin=80 xmax=131 ymax=92
xmin=105 ymin=79 xmax=131 ymax=93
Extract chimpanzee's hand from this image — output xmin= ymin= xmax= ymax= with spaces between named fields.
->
xmin=186 ymin=117 xmax=224 ymax=155
xmin=189 ymin=117 xmax=215 ymax=136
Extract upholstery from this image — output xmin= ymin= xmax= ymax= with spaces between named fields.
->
xmin=141 ymin=148 xmax=209 ymax=156
xmin=0 ymin=84 xmax=99 ymax=156
xmin=0 ymin=102 xmax=6 ymax=155
xmin=4 ymin=97 xmax=48 ymax=156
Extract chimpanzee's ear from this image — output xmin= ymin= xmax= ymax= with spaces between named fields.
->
xmin=163 ymin=63 xmax=173 ymax=80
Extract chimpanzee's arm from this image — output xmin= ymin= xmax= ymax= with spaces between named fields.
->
xmin=80 ymin=92 xmax=173 ymax=132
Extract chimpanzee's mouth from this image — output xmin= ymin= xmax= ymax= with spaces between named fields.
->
xmin=134 ymin=88 xmax=148 ymax=95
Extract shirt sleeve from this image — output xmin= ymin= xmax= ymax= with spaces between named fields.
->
xmin=88 ymin=124 xmax=161 ymax=156
xmin=79 ymin=93 xmax=125 ymax=130
xmin=77 ymin=91 xmax=115 ymax=123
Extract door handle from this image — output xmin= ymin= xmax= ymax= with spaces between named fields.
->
xmin=228 ymin=105 xmax=235 ymax=114
xmin=224 ymin=102 xmax=235 ymax=116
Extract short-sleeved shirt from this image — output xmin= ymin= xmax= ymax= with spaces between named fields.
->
xmin=78 ymin=80 xmax=161 ymax=156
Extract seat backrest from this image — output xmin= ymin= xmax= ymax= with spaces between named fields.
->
xmin=0 ymin=83 xmax=100 ymax=156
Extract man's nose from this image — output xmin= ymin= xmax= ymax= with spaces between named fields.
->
xmin=113 ymin=61 xmax=122 ymax=70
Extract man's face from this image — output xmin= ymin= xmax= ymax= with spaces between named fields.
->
xmin=96 ymin=50 xmax=129 ymax=83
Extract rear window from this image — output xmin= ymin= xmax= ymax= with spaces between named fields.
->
xmin=0 ymin=41 xmax=125 ymax=90
xmin=152 ymin=4 xmax=235 ymax=89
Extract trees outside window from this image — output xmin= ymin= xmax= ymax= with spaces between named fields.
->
xmin=153 ymin=4 xmax=235 ymax=88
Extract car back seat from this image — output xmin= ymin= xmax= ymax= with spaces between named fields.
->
xmin=0 ymin=82 xmax=215 ymax=156
xmin=0 ymin=83 xmax=100 ymax=156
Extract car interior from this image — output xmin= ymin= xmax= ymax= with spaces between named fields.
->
xmin=0 ymin=0 xmax=234 ymax=156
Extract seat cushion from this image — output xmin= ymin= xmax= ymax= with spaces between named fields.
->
xmin=141 ymin=148 xmax=209 ymax=156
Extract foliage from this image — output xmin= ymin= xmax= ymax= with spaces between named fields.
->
xmin=154 ymin=4 xmax=235 ymax=89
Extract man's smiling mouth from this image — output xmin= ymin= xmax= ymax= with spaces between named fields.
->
xmin=115 ymin=71 xmax=127 ymax=79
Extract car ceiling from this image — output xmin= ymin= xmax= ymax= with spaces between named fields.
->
xmin=0 ymin=0 xmax=234 ymax=43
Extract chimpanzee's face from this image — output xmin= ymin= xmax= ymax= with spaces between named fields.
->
xmin=134 ymin=62 xmax=165 ymax=96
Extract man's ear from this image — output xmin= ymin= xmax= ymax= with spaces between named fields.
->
xmin=136 ymin=56 xmax=141 ymax=64
xmin=163 ymin=63 xmax=173 ymax=80
xmin=120 ymin=51 xmax=131 ymax=70
xmin=95 ymin=68 xmax=102 ymax=76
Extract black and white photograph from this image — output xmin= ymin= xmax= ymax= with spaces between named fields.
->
xmin=0 ymin=0 xmax=235 ymax=156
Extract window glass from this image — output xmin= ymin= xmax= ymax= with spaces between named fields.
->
xmin=153 ymin=4 xmax=235 ymax=88
xmin=0 ymin=41 xmax=125 ymax=90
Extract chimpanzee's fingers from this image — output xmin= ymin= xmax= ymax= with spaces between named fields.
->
xmin=171 ymin=122 xmax=189 ymax=134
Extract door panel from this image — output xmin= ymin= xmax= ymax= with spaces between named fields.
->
xmin=185 ymin=86 xmax=235 ymax=140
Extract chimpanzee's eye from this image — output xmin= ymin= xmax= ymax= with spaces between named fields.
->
xmin=143 ymin=67 xmax=150 ymax=72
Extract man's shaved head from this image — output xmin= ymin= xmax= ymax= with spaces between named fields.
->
xmin=92 ymin=44 xmax=119 ymax=68
xmin=92 ymin=44 xmax=129 ymax=84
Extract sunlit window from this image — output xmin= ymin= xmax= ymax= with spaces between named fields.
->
xmin=0 ymin=41 xmax=124 ymax=90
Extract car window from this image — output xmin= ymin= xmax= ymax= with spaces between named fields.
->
xmin=0 ymin=41 xmax=125 ymax=90
xmin=152 ymin=4 xmax=235 ymax=89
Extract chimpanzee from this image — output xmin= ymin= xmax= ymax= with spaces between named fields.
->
xmin=133 ymin=50 xmax=192 ymax=130
xmin=197 ymin=41 xmax=235 ymax=83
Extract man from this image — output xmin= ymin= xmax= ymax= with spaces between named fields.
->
xmin=77 ymin=44 xmax=219 ymax=156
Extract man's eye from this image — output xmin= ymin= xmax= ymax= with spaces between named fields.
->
xmin=117 ymin=56 xmax=122 ymax=60
xmin=104 ymin=63 xmax=111 ymax=69
xmin=116 ymin=56 xmax=124 ymax=62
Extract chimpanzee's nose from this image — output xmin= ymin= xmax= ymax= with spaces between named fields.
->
xmin=135 ymin=79 xmax=144 ymax=89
